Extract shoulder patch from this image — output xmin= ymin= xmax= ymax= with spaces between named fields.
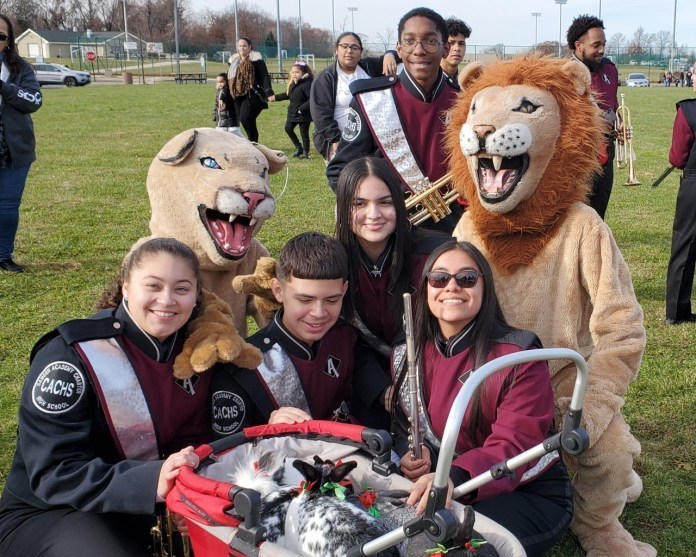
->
xmin=211 ymin=390 xmax=246 ymax=436
xmin=498 ymin=330 xmax=542 ymax=350
xmin=342 ymin=108 xmax=362 ymax=142
xmin=32 ymin=361 xmax=86 ymax=414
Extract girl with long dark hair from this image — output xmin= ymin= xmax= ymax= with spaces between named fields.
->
xmin=393 ymin=241 xmax=574 ymax=557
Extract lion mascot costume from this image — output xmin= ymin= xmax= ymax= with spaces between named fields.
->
xmin=146 ymin=128 xmax=287 ymax=338
xmin=447 ymin=56 xmax=655 ymax=556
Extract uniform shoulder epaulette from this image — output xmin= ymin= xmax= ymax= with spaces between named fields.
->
xmin=350 ymin=75 xmax=398 ymax=96
xmin=30 ymin=313 xmax=125 ymax=363
xmin=412 ymin=229 xmax=453 ymax=254
xmin=497 ymin=329 xmax=542 ymax=350
xmin=601 ymin=57 xmax=616 ymax=67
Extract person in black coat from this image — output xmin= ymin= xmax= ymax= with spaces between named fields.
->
xmin=269 ymin=62 xmax=314 ymax=159
xmin=227 ymin=37 xmax=274 ymax=143
xmin=310 ymin=32 xmax=398 ymax=163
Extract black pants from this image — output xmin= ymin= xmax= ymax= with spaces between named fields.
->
xmin=285 ymin=121 xmax=311 ymax=153
xmin=666 ymin=173 xmax=696 ymax=320
xmin=472 ymin=459 xmax=573 ymax=557
xmin=233 ymin=96 xmax=263 ymax=143
xmin=587 ymin=143 xmax=615 ymax=220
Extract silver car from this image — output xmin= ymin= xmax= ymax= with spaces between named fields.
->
xmin=625 ymin=73 xmax=650 ymax=87
xmin=32 ymin=63 xmax=91 ymax=87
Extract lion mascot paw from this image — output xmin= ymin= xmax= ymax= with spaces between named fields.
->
xmin=174 ymin=291 xmax=262 ymax=379
xmin=146 ymin=128 xmax=287 ymax=338
xmin=231 ymin=256 xmax=280 ymax=322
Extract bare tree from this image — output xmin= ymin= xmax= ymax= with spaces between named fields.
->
xmin=654 ymin=30 xmax=672 ymax=58
xmin=609 ymin=32 xmax=625 ymax=58
xmin=376 ymin=28 xmax=395 ymax=52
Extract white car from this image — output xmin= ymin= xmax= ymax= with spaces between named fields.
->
xmin=625 ymin=73 xmax=649 ymax=87
xmin=32 ymin=63 xmax=91 ymax=87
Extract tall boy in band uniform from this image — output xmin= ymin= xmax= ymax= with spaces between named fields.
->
xmin=210 ymin=232 xmax=390 ymax=436
xmin=326 ymin=7 xmax=462 ymax=234
xmin=665 ymin=98 xmax=696 ymax=325
xmin=567 ymin=15 xmax=620 ymax=220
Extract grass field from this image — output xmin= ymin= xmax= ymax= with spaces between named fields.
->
xmin=0 ymin=78 xmax=694 ymax=556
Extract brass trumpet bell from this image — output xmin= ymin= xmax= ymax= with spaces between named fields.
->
xmin=404 ymin=172 xmax=461 ymax=225
xmin=615 ymin=94 xmax=641 ymax=187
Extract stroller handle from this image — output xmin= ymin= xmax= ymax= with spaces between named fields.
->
xmin=433 ymin=347 xmax=588 ymax=492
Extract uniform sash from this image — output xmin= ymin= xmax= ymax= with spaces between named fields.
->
xmin=357 ymin=88 xmax=432 ymax=194
xmin=256 ymin=343 xmax=311 ymax=414
xmin=75 ymin=338 xmax=159 ymax=461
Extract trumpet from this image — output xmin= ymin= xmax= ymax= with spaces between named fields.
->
xmin=151 ymin=510 xmax=191 ymax=557
xmin=615 ymin=94 xmax=641 ymax=186
xmin=404 ymin=172 xmax=461 ymax=226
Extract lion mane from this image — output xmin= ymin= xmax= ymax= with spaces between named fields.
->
xmin=446 ymin=55 xmax=603 ymax=272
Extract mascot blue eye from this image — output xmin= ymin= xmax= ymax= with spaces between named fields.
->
xmin=513 ymin=99 xmax=539 ymax=114
xmin=200 ymin=157 xmax=221 ymax=169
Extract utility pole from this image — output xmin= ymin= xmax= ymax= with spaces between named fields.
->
xmin=555 ymin=0 xmax=568 ymax=58
xmin=348 ymin=7 xmax=358 ymax=32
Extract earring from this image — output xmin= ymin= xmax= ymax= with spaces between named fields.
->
xmin=123 ymin=295 xmax=128 ymax=301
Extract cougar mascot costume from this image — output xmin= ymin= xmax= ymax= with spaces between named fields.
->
xmin=448 ymin=57 xmax=655 ymax=557
xmin=146 ymin=128 xmax=287 ymax=337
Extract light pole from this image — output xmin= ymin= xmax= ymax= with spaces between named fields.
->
xmin=298 ymin=0 xmax=303 ymax=57
xmin=331 ymin=0 xmax=335 ymax=41
xmin=122 ymin=0 xmax=130 ymax=61
xmin=669 ymin=0 xmax=677 ymax=72
xmin=531 ymin=12 xmax=542 ymax=51
xmin=173 ymin=0 xmax=180 ymax=74
xmin=276 ymin=0 xmax=282 ymax=72
xmin=598 ymin=0 xmax=602 ymax=18
xmin=234 ymin=0 xmax=238 ymax=45
xmin=348 ymin=7 xmax=358 ymax=32
xmin=555 ymin=0 xmax=568 ymax=58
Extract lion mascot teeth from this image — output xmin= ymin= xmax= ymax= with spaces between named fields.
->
xmin=448 ymin=57 xmax=655 ymax=557
xmin=146 ymin=128 xmax=287 ymax=337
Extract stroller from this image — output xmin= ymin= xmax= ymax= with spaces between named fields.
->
xmin=166 ymin=348 xmax=589 ymax=557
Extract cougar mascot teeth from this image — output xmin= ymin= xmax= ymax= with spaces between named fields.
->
xmin=448 ymin=56 xmax=655 ymax=557
xmin=146 ymin=128 xmax=287 ymax=336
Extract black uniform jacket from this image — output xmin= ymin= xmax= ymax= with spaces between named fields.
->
xmin=211 ymin=311 xmax=391 ymax=437
xmin=0 ymin=305 xmax=211 ymax=522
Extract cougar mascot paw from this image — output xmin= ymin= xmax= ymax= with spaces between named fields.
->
xmin=447 ymin=56 xmax=654 ymax=557
xmin=146 ymin=128 xmax=287 ymax=336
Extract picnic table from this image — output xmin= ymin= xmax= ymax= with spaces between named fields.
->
xmin=173 ymin=73 xmax=208 ymax=84
xmin=269 ymin=71 xmax=289 ymax=83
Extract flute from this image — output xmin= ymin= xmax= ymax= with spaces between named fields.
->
xmin=403 ymin=293 xmax=422 ymax=460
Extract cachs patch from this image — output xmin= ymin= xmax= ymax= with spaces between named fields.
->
xmin=32 ymin=361 xmax=86 ymax=414
xmin=323 ymin=355 xmax=342 ymax=378
xmin=176 ymin=374 xmax=200 ymax=395
xmin=342 ymin=108 xmax=361 ymax=142
xmin=211 ymin=390 xmax=246 ymax=436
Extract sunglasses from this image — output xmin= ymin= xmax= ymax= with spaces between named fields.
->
xmin=426 ymin=270 xmax=482 ymax=289
xmin=0 ymin=33 xmax=8 ymax=42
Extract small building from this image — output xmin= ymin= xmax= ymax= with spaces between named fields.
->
xmin=15 ymin=28 xmax=144 ymax=61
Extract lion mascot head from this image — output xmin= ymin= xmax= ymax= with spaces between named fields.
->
xmin=147 ymin=128 xmax=287 ymax=272
xmin=446 ymin=56 xmax=603 ymax=272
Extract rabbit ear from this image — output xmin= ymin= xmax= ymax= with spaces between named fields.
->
xmin=329 ymin=460 xmax=358 ymax=483
xmin=293 ymin=459 xmax=319 ymax=482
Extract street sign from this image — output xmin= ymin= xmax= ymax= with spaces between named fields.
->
xmin=86 ymin=50 xmax=96 ymax=62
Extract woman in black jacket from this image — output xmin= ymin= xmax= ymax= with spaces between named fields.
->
xmin=310 ymin=32 xmax=397 ymax=163
xmin=227 ymin=37 xmax=274 ymax=143
xmin=270 ymin=62 xmax=314 ymax=159
xmin=0 ymin=13 xmax=42 ymax=273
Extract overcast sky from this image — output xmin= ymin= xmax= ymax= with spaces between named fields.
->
xmin=189 ymin=0 xmax=694 ymax=50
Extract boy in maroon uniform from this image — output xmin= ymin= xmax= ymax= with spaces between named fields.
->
xmin=211 ymin=232 xmax=390 ymax=436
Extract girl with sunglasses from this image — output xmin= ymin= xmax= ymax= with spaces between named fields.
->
xmin=392 ymin=241 xmax=573 ymax=557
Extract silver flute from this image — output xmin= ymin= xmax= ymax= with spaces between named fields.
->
xmin=402 ymin=293 xmax=422 ymax=459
